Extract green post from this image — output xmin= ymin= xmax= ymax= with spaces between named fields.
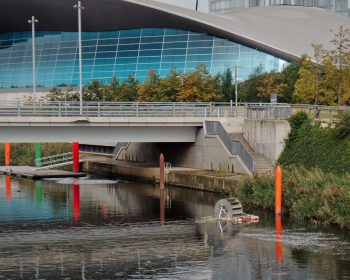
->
xmin=35 ymin=143 xmax=43 ymax=167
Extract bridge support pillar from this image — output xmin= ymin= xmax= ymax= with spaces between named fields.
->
xmin=35 ymin=143 xmax=42 ymax=167
xmin=5 ymin=143 xmax=11 ymax=166
xmin=72 ymin=142 xmax=80 ymax=173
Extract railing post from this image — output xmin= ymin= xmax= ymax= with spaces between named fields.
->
xmin=17 ymin=99 xmax=21 ymax=116
xmin=173 ymin=102 xmax=175 ymax=117
xmin=136 ymin=102 xmax=139 ymax=117
xmin=58 ymin=101 xmax=61 ymax=117
xmin=230 ymin=99 xmax=233 ymax=117
xmin=97 ymin=102 xmax=100 ymax=117
xmin=209 ymin=103 xmax=212 ymax=117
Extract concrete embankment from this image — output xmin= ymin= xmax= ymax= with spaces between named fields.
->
xmin=81 ymin=157 xmax=247 ymax=193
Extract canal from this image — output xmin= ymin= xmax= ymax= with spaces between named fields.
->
xmin=0 ymin=175 xmax=350 ymax=279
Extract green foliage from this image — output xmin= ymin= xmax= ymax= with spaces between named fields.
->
xmin=0 ymin=143 xmax=71 ymax=166
xmin=279 ymin=112 xmax=350 ymax=174
xmin=334 ymin=112 xmax=350 ymax=139
xmin=234 ymin=166 xmax=350 ymax=229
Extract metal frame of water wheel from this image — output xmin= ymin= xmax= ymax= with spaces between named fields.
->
xmin=214 ymin=198 xmax=243 ymax=220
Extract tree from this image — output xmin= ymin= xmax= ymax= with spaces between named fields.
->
xmin=176 ymin=65 xmax=218 ymax=102
xmin=216 ymin=68 xmax=234 ymax=101
xmin=158 ymin=69 xmax=181 ymax=102
xmin=256 ymin=72 xmax=286 ymax=101
xmin=279 ymin=59 xmax=303 ymax=103
xmin=117 ymin=74 xmax=139 ymax=101
xmin=328 ymin=26 xmax=350 ymax=105
xmin=137 ymin=69 xmax=162 ymax=102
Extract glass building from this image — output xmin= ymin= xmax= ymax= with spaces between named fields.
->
xmin=0 ymin=28 xmax=286 ymax=89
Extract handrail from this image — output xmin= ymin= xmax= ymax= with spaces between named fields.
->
xmin=0 ymin=101 xmax=347 ymax=121
xmin=205 ymin=121 xmax=254 ymax=172
xmin=113 ymin=142 xmax=129 ymax=159
xmin=35 ymin=152 xmax=73 ymax=167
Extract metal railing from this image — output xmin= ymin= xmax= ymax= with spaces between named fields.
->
xmin=113 ymin=142 xmax=130 ymax=159
xmin=205 ymin=121 xmax=254 ymax=172
xmin=0 ymin=101 xmax=347 ymax=121
xmin=0 ymin=101 xmax=239 ymax=118
xmin=35 ymin=152 xmax=73 ymax=168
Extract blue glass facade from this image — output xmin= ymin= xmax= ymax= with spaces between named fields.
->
xmin=0 ymin=28 xmax=287 ymax=88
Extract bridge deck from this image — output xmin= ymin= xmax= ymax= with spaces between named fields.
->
xmin=0 ymin=166 xmax=85 ymax=179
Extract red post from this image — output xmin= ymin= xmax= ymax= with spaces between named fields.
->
xmin=5 ymin=143 xmax=11 ymax=166
xmin=73 ymin=184 xmax=80 ymax=223
xmin=159 ymin=153 xmax=165 ymax=190
xmin=72 ymin=142 xmax=80 ymax=173
xmin=5 ymin=176 xmax=11 ymax=202
xmin=275 ymin=214 xmax=283 ymax=264
xmin=275 ymin=165 xmax=282 ymax=215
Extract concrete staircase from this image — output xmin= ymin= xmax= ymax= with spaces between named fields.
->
xmin=229 ymin=133 xmax=273 ymax=175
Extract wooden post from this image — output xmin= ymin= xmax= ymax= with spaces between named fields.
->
xmin=5 ymin=143 xmax=11 ymax=166
xmin=160 ymin=189 xmax=165 ymax=225
xmin=275 ymin=165 xmax=282 ymax=215
xmin=159 ymin=153 xmax=164 ymax=190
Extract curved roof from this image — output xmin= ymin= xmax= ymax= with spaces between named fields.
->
xmin=1 ymin=0 xmax=350 ymax=61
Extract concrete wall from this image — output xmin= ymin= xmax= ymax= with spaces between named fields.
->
xmin=243 ymin=119 xmax=291 ymax=162
xmin=119 ymin=127 xmax=249 ymax=174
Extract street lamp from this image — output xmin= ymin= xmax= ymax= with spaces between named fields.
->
xmin=28 ymin=16 xmax=38 ymax=103
xmin=73 ymin=1 xmax=84 ymax=115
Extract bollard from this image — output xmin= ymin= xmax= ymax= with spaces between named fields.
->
xmin=72 ymin=142 xmax=80 ymax=173
xmin=34 ymin=143 xmax=42 ymax=167
xmin=73 ymin=184 xmax=80 ymax=223
xmin=159 ymin=153 xmax=165 ymax=190
xmin=275 ymin=214 xmax=283 ymax=264
xmin=5 ymin=143 xmax=11 ymax=166
xmin=275 ymin=165 xmax=282 ymax=215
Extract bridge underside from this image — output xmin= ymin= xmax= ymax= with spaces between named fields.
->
xmin=0 ymin=126 xmax=197 ymax=143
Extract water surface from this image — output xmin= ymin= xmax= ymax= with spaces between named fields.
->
xmin=0 ymin=175 xmax=349 ymax=279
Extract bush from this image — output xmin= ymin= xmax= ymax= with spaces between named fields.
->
xmin=234 ymin=166 xmax=350 ymax=229
xmin=334 ymin=112 xmax=350 ymax=139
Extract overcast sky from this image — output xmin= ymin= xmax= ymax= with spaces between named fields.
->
xmin=152 ymin=0 xmax=209 ymax=12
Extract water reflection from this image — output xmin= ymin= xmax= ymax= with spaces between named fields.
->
xmin=73 ymin=184 xmax=80 ymax=223
xmin=0 ymin=175 xmax=349 ymax=279
xmin=275 ymin=214 xmax=283 ymax=264
xmin=5 ymin=175 xmax=11 ymax=202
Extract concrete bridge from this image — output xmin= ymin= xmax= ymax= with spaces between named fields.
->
xmin=0 ymin=101 xmax=291 ymax=142
xmin=0 ymin=101 xmax=295 ymax=174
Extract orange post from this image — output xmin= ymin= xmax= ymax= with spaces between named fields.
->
xmin=275 ymin=165 xmax=282 ymax=215
xmin=5 ymin=143 xmax=11 ymax=166
xmin=159 ymin=153 xmax=165 ymax=190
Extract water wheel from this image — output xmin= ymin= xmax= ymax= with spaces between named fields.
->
xmin=214 ymin=198 xmax=243 ymax=220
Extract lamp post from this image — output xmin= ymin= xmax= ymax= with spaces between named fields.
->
xmin=234 ymin=66 xmax=238 ymax=106
xmin=73 ymin=1 xmax=84 ymax=115
xmin=28 ymin=16 xmax=38 ymax=103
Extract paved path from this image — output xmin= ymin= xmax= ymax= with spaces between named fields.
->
xmin=0 ymin=166 xmax=85 ymax=179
